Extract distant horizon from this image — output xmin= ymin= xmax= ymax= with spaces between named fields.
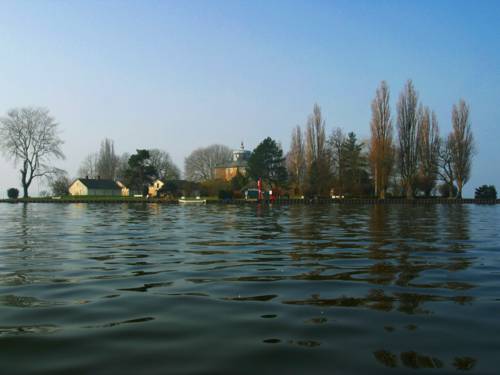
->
xmin=1 ymin=0 xmax=499 ymax=198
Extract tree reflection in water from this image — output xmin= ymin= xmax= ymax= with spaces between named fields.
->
xmin=282 ymin=204 xmax=475 ymax=315
xmin=374 ymin=350 xmax=476 ymax=371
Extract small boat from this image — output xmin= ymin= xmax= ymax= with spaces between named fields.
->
xmin=178 ymin=196 xmax=206 ymax=204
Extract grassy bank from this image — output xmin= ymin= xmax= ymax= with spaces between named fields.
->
xmin=1 ymin=196 xmax=499 ymax=205
xmin=0 ymin=196 xmax=176 ymax=204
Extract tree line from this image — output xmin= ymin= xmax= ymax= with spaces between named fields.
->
xmin=286 ymin=80 xmax=475 ymax=199
xmin=0 ymin=82 xmax=479 ymax=199
xmin=372 ymin=80 xmax=474 ymax=199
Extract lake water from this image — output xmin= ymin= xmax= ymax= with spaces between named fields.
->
xmin=0 ymin=203 xmax=499 ymax=374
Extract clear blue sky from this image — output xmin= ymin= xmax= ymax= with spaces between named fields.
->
xmin=0 ymin=0 xmax=498 ymax=197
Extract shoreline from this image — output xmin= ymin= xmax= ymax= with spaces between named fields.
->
xmin=1 ymin=198 xmax=498 ymax=205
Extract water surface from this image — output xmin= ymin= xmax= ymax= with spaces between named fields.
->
xmin=0 ymin=203 xmax=499 ymax=374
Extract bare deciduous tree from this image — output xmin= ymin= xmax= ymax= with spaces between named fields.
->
xmin=97 ymin=138 xmax=119 ymax=180
xmin=48 ymin=170 xmax=71 ymax=196
xmin=115 ymin=153 xmax=130 ymax=181
xmin=305 ymin=104 xmax=330 ymax=196
xmin=438 ymin=135 xmax=455 ymax=198
xmin=0 ymin=107 xmax=65 ymax=198
xmin=328 ymin=127 xmax=346 ymax=197
xmin=184 ymin=144 xmax=232 ymax=182
xmin=450 ymin=99 xmax=474 ymax=198
xmin=149 ymin=149 xmax=181 ymax=180
xmin=397 ymin=80 xmax=420 ymax=198
xmin=78 ymin=152 xmax=99 ymax=178
xmin=369 ymin=81 xmax=394 ymax=199
xmin=417 ymin=106 xmax=440 ymax=196
xmin=286 ymin=125 xmax=305 ymax=195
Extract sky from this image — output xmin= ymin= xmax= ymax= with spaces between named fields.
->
xmin=0 ymin=0 xmax=498 ymax=197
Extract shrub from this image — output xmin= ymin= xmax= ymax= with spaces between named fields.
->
xmin=232 ymin=190 xmax=244 ymax=199
xmin=218 ymin=190 xmax=233 ymax=200
xmin=475 ymin=185 xmax=497 ymax=200
xmin=7 ymin=188 xmax=19 ymax=199
xmin=201 ymin=179 xmax=230 ymax=197
xmin=230 ymin=172 xmax=249 ymax=192
xmin=49 ymin=175 xmax=71 ymax=196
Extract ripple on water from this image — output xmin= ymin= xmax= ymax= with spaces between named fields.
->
xmin=0 ymin=204 xmax=498 ymax=374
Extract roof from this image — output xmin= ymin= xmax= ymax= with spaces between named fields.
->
xmin=116 ymin=180 xmax=127 ymax=188
xmin=76 ymin=178 xmax=121 ymax=190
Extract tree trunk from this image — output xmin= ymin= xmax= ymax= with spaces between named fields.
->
xmin=406 ymin=183 xmax=413 ymax=199
xmin=456 ymin=180 xmax=463 ymax=199
xmin=21 ymin=169 xmax=29 ymax=198
xmin=380 ymin=188 xmax=386 ymax=200
xmin=448 ymin=180 xmax=454 ymax=199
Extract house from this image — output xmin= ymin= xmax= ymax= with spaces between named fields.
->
xmin=69 ymin=178 xmax=123 ymax=196
xmin=214 ymin=142 xmax=251 ymax=181
xmin=116 ymin=181 xmax=130 ymax=196
xmin=148 ymin=179 xmax=165 ymax=197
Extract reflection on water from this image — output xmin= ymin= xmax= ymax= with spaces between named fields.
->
xmin=0 ymin=203 xmax=499 ymax=374
xmin=374 ymin=350 xmax=477 ymax=371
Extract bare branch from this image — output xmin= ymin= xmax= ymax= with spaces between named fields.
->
xmin=397 ymin=80 xmax=420 ymax=198
xmin=450 ymin=99 xmax=475 ymax=198
xmin=184 ymin=144 xmax=232 ymax=182
xmin=0 ymin=107 xmax=65 ymax=198
xmin=369 ymin=81 xmax=394 ymax=199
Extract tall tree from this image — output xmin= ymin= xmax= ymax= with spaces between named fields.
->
xmin=184 ymin=144 xmax=232 ymax=182
xmin=286 ymin=125 xmax=306 ymax=195
xmin=450 ymin=99 xmax=474 ymax=198
xmin=305 ymin=104 xmax=330 ymax=196
xmin=149 ymin=149 xmax=180 ymax=180
xmin=97 ymin=138 xmax=119 ymax=180
xmin=369 ymin=81 xmax=394 ymax=199
xmin=0 ymin=107 xmax=65 ymax=198
xmin=397 ymin=80 xmax=420 ymax=198
xmin=342 ymin=132 xmax=369 ymax=197
xmin=115 ymin=152 xmax=130 ymax=181
xmin=247 ymin=137 xmax=287 ymax=189
xmin=437 ymin=135 xmax=455 ymax=198
xmin=124 ymin=149 xmax=158 ymax=194
xmin=417 ymin=107 xmax=440 ymax=196
xmin=78 ymin=153 xmax=99 ymax=178
xmin=328 ymin=127 xmax=346 ymax=197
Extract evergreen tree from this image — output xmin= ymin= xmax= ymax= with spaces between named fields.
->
xmin=475 ymin=185 xmax=497 ymax=200
xmin=342 ymin=132 xmax=369 ymax=197
xmin=247 ymin=137 xmax=287 ymax=189
xmin=124 ymin=150 xmax=158 ymax=194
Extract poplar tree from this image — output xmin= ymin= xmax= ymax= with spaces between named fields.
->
xmin=397 ymin=80 xmax=420 ymax=198
xmin=369 ymin=81 xmax=394 ymax=199
xmin=97 ymin=138 xmax=119 ymax=180
xmin=417 ymin=107 xmax=440 ymax=196
xmin=305 ymin=104 xmax=330 ymax=196
xmin=450 ymin=99 xmax=474 ymax=198
xmin=286 ymin=125 xmax=305 ymax=195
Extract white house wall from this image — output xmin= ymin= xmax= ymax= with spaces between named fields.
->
xmin=69 ymin=180 xmax=88 ymax=196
